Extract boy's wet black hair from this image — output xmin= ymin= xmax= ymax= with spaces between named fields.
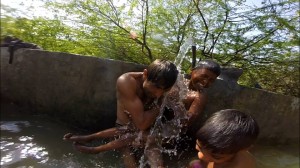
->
xmin=193 ymin=60 xmax=221 ymax=76
xmin=196 ymin=109 xmax=259 ymax=155
xmin=147 ymin=59 xmax=178 ymax=90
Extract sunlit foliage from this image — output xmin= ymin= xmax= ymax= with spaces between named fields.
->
xmin=1 ymin=0 xmax=299 ymax=96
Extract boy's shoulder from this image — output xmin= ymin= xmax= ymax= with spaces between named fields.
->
xmin=229 ymin=151 xmax=256 ymax=168
xmin=208 ymin=151 xmax=256 ymax=168
xmin=187 ymin=151 xmax=256 ymax=168
xmin=117 ymin=72 xmax=141 ymax=86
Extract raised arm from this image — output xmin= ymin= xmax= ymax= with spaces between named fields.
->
xmin=185 ymin=91 xmax=207 ymax=127
xmin=116 ymin=75 xmax=160 ymax=131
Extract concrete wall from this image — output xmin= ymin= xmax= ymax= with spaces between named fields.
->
xmin=198 ymin=80 xmax=299 ymax=144
xmin=1 ymin=48 xmax=146 ymax=130
xmin=1 ymin=48 xmax=299 ymax=144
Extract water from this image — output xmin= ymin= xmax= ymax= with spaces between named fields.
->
xmin=1 ymin=102 xmax=299 ymax=168
xmin=1 ymin=114 xmax=298 ymax=168
xmin=253 ymin=144 xmax=299 ymax=168
xmin=173 ymin=35 xmax=193 ymax=71
xmin=0 ymin=112 xmax=124 ymax=168
xmin=137 ymin=36 xmax=194 ymax=167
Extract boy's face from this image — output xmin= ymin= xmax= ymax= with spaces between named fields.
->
xmin=195 ymin=140 xmax=235 ymax=164
xmin=143 ymin=80 xmax=170 ymax=99
xmin=190 ymin=68 xmax=217 ymax=91
xmin=142 ymin=69 xmax=171 ymax=99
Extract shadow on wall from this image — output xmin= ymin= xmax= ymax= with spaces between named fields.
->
xmin=0 ymin=48 xmax=299 ymax=144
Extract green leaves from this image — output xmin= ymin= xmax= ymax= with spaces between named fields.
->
xmin=1 ymin=0 xmax=299 ymax=96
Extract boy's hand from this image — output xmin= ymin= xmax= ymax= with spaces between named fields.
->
xmin=63 ymin=133 xmax=89 ymax=143
xmin=63 ymin=133 xmax=74 ymax=141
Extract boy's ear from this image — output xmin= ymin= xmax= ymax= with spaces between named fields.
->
xmin=143 ymin=69 xmax=148 ymax=80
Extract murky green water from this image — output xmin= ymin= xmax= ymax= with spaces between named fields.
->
xmin=1 ymin=112 xmax=299 ymax=168
xmin=253 ymin=144 xmax=299 ymax=168
xmin=0 ymin=114 xmax=124 ymax=168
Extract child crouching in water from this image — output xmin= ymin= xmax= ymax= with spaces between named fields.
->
xmin=188 ymin=109 xmax=259 ymax=168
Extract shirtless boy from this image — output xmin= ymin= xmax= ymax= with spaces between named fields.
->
xmin=188 ymin=109 xmax=259 ymax=168
xmin=144 ymin=60 xmax=221 ymax=167
xmin=64 ymin=60 xmax=221 ymax=168
xmin=63 ymin=59 xmax=178 ymax=168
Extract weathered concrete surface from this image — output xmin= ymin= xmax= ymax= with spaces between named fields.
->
xmin=196 ymin=80 xmax=299 ymax=145
xmin=1 ymin=48 xmax=299 ymax=144
xmin=1 ymin=48 xmax=145 ymax=131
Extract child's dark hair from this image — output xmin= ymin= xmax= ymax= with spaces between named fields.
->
xmin=193 ymin=60 xmax=221 ymax=76
xmin=146 ymin=59 xmax=178 ymax=90
xmin=196 ymin=109 xmax=259 ymax=154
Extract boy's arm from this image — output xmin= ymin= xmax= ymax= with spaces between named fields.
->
xmin=73 ymin=135 xmax=136 ymax=154
xmin=235 ymin=151 xmax=257 ymax=168
xmin=117 ymin=76 xmax=160 ymax=131
xmin=63 ymin=127 xmax=120 ymax=142
xmin=186 ymin=92 xmax=207 ymax=127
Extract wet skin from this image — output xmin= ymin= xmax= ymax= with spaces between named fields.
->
xmin=189 ymin=68 xmax=218 ymax=91
xmin=195 ymin=140 xmax=235 ymax=164
xmin=194 ymin=140 xmax=256 ymax=168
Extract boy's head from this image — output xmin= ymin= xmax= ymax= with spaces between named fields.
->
xmin=195 ymin=109 xmax=259 ymax=163
xmin=143 ymin=59 xmax=178 ymax=98
xmin=193 ymin=60 xmax=221 ymax=76
xmin=189 ymin=60 xmax=221 ymax=91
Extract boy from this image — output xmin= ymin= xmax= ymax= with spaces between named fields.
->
xmin=63 ymin=59 xmax=178 ymax=168
xmin=145 ymin=60 xmax=221 ymax=167
xmin=65 ymin=60 xmax=221 ymax=167
xmin=157 ymin=59 xmax=221 ymax=138
xmin=188 ymin=109 xmax=259 ymax=168
xmin=179 ymin=59 xmax=221 ymax=128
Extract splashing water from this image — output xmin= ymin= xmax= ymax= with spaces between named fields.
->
xmin=174 ymin=36 xmax=194 ymax=71
xmin=138 ymin=36 xmax=194 ymax=167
